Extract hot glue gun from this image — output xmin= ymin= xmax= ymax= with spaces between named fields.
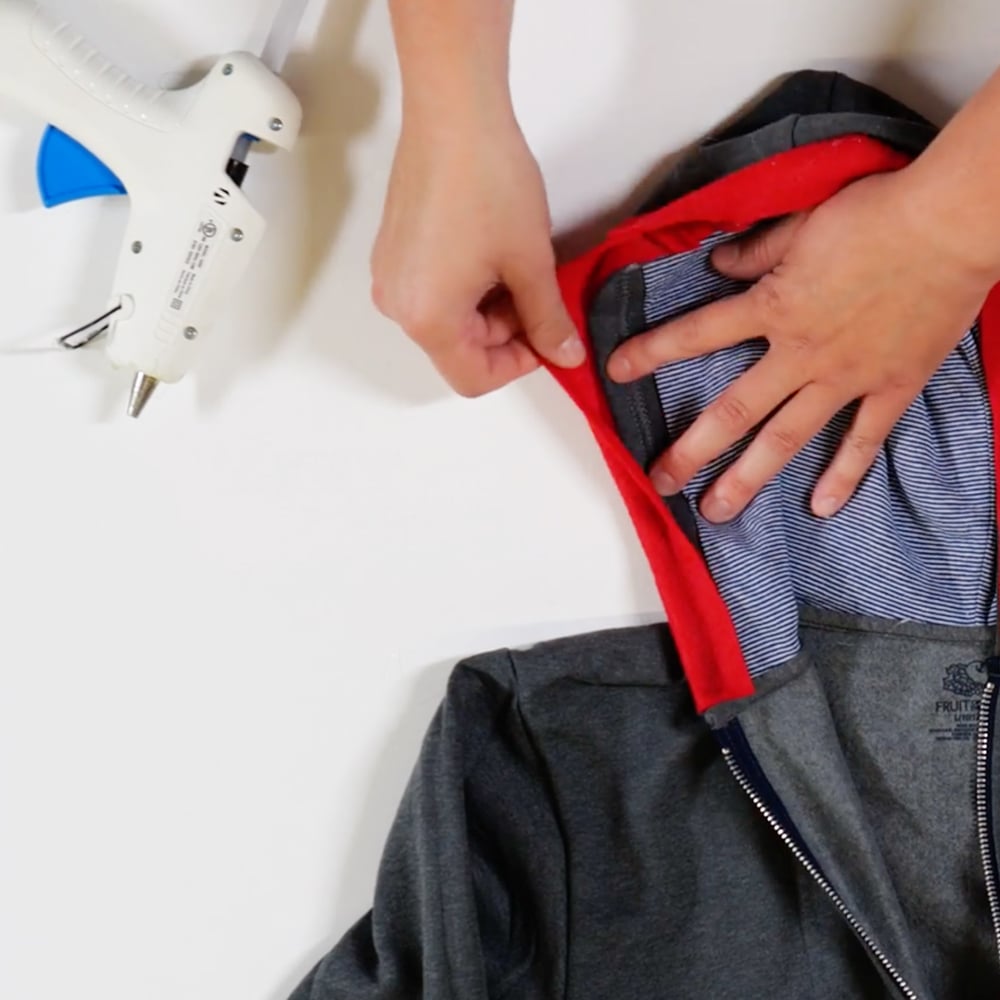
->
xmin=0 ymin=0 xmax=310 ymax=416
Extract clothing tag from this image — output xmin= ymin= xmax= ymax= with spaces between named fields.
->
xmin=930 ymin=660 xmax=990 ymax=742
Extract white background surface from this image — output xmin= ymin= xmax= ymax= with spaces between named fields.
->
xmin=0 ymin=1 xmax=996 ymax=997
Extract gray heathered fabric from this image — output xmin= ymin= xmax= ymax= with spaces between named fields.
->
xmin=288 ymin=624 xmax=889 ymax=999
xmin=288 ymin=614 xmax=1000 ymax=999
xmin=729 ymin=609 xmax=999 ymax=999
xmin=640 ymin=69 xmax=937 ymax=212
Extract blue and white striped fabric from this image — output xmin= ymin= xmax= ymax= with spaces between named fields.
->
xmin=642 ymin=232 xmax=998 ymax=677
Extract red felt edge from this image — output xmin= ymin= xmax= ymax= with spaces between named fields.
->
xmin=548 ymin=136 xmax=915 ymax=713
xmin=980 ymin=288 xmax=1000 ymax=577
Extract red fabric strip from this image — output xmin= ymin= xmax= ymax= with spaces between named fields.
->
xmin=549 ymin=136 xmax=913 ymax=712
xmin=979 ymin=289 xmax=1000 ymax=577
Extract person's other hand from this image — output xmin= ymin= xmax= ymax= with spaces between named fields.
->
xmin=606 ymin=169 xmax=996 ymax=522
xmin=372 ymin=114 xmax=585 ymax=396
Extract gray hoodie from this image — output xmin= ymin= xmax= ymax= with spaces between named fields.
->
xmin=289 ymin=73 xmax=1000 ymax=1000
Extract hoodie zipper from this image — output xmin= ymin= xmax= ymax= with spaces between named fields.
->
xmin=721 ymin=746 xmax=921 ymax=1000
xmin=975 ymin=674 xmax=1000 ymax=961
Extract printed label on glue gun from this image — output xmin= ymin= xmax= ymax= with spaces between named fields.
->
xmin=168 ymin=210 xmax=223 ymax=316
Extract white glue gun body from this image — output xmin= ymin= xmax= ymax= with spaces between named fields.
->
xmin=0 ymin=0 xmax=303 ymax=413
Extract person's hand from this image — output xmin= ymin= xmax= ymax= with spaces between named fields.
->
xmin=606 ymin=169 xmax=997 ymax=523
xmin=371 ymin=114 xmax=585 ymax=396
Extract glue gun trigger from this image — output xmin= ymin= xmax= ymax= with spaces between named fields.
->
xmin=36 ymin=125 xmax=126 ymax=208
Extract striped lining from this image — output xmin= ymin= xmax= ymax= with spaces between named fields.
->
xmin=642 ymin=232 xmax=998 ymax=677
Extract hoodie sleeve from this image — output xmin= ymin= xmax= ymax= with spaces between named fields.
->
xmin=287 ymin=655 xmax=567 ymax=1000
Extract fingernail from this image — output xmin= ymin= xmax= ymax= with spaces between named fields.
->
xmin=814 ymin=494 xmax=843 ymax=518
xmin=703 ymin=495 xmax=735 ymax=523
xmin=608 ymin=354 xmax=632 ymax=382
xmin=651 ymin=470 xmax=679 ymax=496
xmin=558 ymin=335 xmax=586 ymax=366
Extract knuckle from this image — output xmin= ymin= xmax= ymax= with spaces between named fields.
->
xmin=834 ymin=355 xmax=863 ymax=383
xmin=760 ymin=422 xmax=803 ymax=459
xmin=843 ymin=430 xmax=880 ymax=459
xmin=453 ymin=380 xmax=489 ymax=399
xmin=403 ymin=305 xmax=443 ymax=345
xmin=787 ymin=332 xmax=813 ymax=354
xmin=711 ymin=392 xmax=753 ymax=432
xmin=675 ymin=312 xmax=706 ymax=355
xmin=443 ymin=366 xmax=491 ymax=399
xmin=882 ymin=367 xmax=915 ymax=394
xmin=753 ymin=274 xmax=788 ymax=322
xmin=438 ymin=353 xmax=502 ymax=399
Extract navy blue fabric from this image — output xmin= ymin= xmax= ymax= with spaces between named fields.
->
xmin=643 ymin=233 xmax=998 ymax=677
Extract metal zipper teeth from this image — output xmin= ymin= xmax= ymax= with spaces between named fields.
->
xmin=721 ymin=748 xmax=920 ymax=1000
xmin=975 ymin=679 xmax=1000 ymax=959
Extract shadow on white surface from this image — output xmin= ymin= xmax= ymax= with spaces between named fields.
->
xmin=517 ymin=371 xmax=662 ymax=611
xmin=546 ymin=0 xmax=951 ymax=259
xmin=284 ymin=0 xmax=450 ymax=410
xmin=194 ymin=0 xmax=385 ymax=411
xmin=0 ymin=111 xmax=46 ymax=214
xmin=281 ymin=0 xmax=381 ymax=314
xmin=302 ymin=312 xmax=450 ymax=409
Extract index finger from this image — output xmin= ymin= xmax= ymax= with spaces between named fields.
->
xmin=649 ymin=351 xmax=797 ymax=496
xmin=606 ymin=290 xmax=764 ymax=383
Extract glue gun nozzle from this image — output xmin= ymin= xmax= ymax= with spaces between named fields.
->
xmin=128 ymin=372 xmax=159 ymax=419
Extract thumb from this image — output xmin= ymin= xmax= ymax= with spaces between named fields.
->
xmin=506 ymin=254 xmax=586 ymax=369
xmin=711 ymin=214 xmax=805 ymax=280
